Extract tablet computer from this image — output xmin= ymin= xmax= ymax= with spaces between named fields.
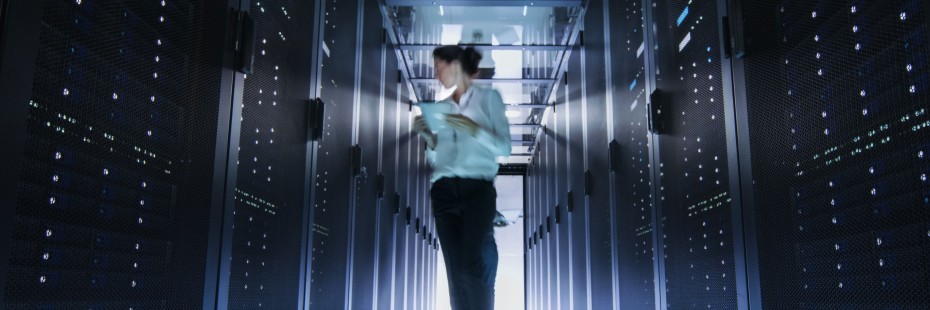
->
xmin=417 ymin=102 xmax=457 ymax=132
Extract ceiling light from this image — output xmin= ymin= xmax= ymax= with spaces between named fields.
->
xmin=506 ymin=110 xmax=522 ymax=118
xmin=439 ymin=5 xmax=444 ymax=16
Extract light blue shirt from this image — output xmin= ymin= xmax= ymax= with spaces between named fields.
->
xmin=425 ymin=86 xmax=512 ymax=183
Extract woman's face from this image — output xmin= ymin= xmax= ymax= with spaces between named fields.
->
xmin=434 ymin=57 xmax=459 ymax=89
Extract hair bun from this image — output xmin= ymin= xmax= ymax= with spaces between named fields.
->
xmin=461 ymin=47 xmax=483 ymax=75
xmin=433 ymin=45 xmax=483 ymax=76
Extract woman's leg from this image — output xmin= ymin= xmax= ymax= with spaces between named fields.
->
xmin=431 ymin=178 xmax=498 ymax=310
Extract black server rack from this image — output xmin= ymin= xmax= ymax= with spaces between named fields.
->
xmin=225 ymin=0 xmax=317 ymax=308
xmin=606 ymin=0 xmax=658 ymax=308
xmin=306 ymin=0 xmax=361 ymax=306
xmin=0 ymin=0 xmax=433 ymax=309
xmin=650 ymin=0 xmax=745 ymax=307
xmin=0 ymin=0 xmax=238 ymax=308
xmin=737 ymin=0 xmax=930 ymax=308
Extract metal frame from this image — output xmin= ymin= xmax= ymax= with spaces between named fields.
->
xmin=203 ymin=1 xmax=249 ymax=309
xmin=640 ymin=0 xmax=668 ymax=308
xmin=511 ymin=124 xmax=543 ymax=128
xmin=507 ymin=103 xmax=549 ymax=108
xmin=528 ymin=2 xmax=587 ymax=154
xmin=409 ymin=78 xmax=556 ymax=84
xmin=716 ymin=0 xmax=751 ymax=309
xmin=370 ymin=16 xmax=390 ymax=310
xmin=0 ymin=0 xmax=45 ymax=304
xmin=599 ymin=0 xmax=622 ymax=308
xmin=724 ymin=0 xmax=762 ymax=308
xmin=344 ymin=0 xmax=368 ymax=306
xmin=384 ymin=0 xmax=583 ymax=6
xmin=299 ymin=0 xmax=327 ymax=308
xmin=399 ymin=44 xmax=568 ymax=51
xmin=577 ymin=20 xmax=594 ymax=310
xmin=378 ymin=1 xmax=425 ymax=104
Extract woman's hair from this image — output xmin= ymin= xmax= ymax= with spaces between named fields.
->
xmin=432 ymin=45 xmax=482 ymax=76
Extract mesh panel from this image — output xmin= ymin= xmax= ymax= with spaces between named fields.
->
xmin=226 ymin=0 xmax=316 ymax=308
xmin=608 ymin=0 xmax=657 ymax=308
xmin=4 ymin=0 xmax=226 ymax=308
xmin=308 ymin=0 xmax=361 ymax=306
xmin=651 ymin=0 xmax=739 ymax=308
xmin=742 ymin=0 xmax=930 ymax=308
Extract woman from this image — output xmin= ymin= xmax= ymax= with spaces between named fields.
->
xmin=413 ymin=46 xmax=512 ymax=310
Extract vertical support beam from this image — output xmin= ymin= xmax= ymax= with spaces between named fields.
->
xmin=641 ymin=0 xmax=668 ymax=309
xmin=601 ymin=1 xmax=622 ymax=308
xmin=723 ymin=0 xmax=762 ymax=309
xmin=301 ymin=0 xmax=327 ymax=307
xmin=371 ymin=19 xmax=388 ymax=310
xmin=579 ymin=27 xmax=594 ymax=309
xmin=344 ymin=0 xmax=366 ymax=307
xmin=717 ymin=0 xmax=750 ymax=309
xmin=206 ymin=1 xmax=249 ymax=308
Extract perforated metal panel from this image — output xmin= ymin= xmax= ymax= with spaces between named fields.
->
xmin=307 ymin=0 xmax=362 ymax=306
xmin=226 ymin=0 xmax=316 ymax=308
xmin=741 ymin=0 xmax=930 ymax=308
xmin=3 ymin=0 xmax=227 ymax=307
xmin=609 ymin=0 xmax=657 ymax=308
xmin=651 ymin=0 xmax=739 ymax=308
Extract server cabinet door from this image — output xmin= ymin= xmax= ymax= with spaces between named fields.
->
xmin=0 ymin=0 xmax=237 ymax=308
xmin=738 ymin=1 xmax=930 ymax=309
xmin=648 ymin=0 xmax=744 ymax=308
xmin=606 ymin=0 xmax=658 ymax=308
xmin=225 ymin=0 xmax=318 ymax=309
xmin=307 ymin=0 xmax=364 ymax=307
xmin=376 ymin=37 xmax=402 ymax=310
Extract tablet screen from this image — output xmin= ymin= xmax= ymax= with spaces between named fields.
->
xmin=417 ymin=102 xmax=457 ymax=132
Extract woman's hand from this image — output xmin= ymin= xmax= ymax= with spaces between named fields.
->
xmin=445 ymin=114 xmax=480 ymax=135
xmin=413 ymin=116 xmax=437 ymax=150
xmin=413 ymin=115 xmax=430 ymax=134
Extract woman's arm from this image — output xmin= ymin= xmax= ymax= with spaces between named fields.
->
xmin=443 ymin=89 xmax=512 ymax=156
xmin=471 ymin=90 xmax=512 ymax=157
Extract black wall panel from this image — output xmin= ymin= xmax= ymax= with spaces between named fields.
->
xmin=309 ymin=0 xmax=362 ymax=306
xmin=227 ymin=0 xmax=316 ymax=308
xmin=607 ymin=0 xmax=657 ymax=308
xmin=2 ymin=0 xmax=231 ymax=307
xmin=651 ymin=0 xmax=739 ymax=307
xmin=740 ymin=0 xmax=930 ymax=308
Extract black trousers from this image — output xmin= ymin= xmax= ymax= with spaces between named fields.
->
xmin=431 ymin=177 xmax=498 ymax=310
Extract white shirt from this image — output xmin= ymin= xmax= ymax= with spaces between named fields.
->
xmin=425 ymin=86 xmax=512 ymax=182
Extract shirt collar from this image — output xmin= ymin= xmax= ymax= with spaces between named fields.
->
xmin=458 ymin=86 xmax=476 ymax=112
